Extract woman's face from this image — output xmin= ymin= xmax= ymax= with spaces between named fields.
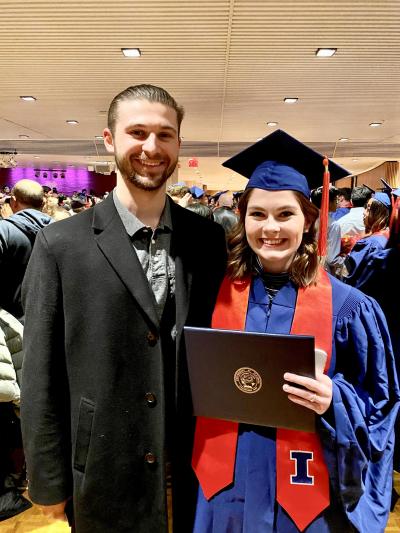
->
xmin=363 ymin=198 xmax=373 ymax=225
xmin=245 ymin=188 xmax=309 ymax=274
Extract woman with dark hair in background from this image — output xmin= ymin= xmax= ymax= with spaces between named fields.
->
xmin=344 ymin=192 xmax=390 ymax=287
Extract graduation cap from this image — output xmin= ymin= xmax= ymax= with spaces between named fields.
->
xmin=212 ymin=190 xmax=228 ymax=201
xmin=223 ymin=129 xmax=350 ymax=258
xmin=222 ymin=129 xmax=350 ymax=196
xmin=373 ymin=192 xmax=391 ymax=208
xmin=190 ymin=186 xmax=205 ymax=199
xmin=380 ymin=178 xmax=393 ymax=194
xmin=362 ymin=184 xmax=375 ymax=194
xmin=392 ymin=188 xmax=400 ymax=197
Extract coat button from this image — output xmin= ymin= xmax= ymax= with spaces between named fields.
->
xmin=145 ymin=392 xmax=157 ymax=406
xmin=147 ymin=331 xmax=158 ymax=347
xmin=144 ymin=452 xmax=157 ymax=464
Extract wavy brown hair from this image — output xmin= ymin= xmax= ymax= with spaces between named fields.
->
xmin=226 ymin=188 xmax=320 ymax=287
xmin=364 ymin=198 xmax=389 ymax=235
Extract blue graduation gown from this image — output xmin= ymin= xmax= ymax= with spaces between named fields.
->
xmin=346 ymin=248 xmax=400 ymax=470
xmin=331 ymin=207 xmax=351 ymax=221
xmin=344 ymin=234 xmax=387 ymax=288
xmin=193 ymin=275 xmax=399 ymax=533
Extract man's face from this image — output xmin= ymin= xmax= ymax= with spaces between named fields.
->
xmin=104 ymin=98 xmax=180 ymax=192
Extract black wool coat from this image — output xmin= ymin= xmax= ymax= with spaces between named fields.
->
xmin=21 ymin=195 xmax=227 ymax=532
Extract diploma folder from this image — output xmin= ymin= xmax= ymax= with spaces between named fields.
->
xmin=184 ymin=326 xmax=316 ymax=432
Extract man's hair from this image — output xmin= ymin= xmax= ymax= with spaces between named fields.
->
xmin=310 ymin=186 xmax=339 ymax=209
xmin=217 ymin=192 xmax=234 ymax=209
xmin=12 ymin=179 xmax=44 ymax=209
xmin=337 ymin=187 xmax=352 ymax=201
xmin=351 ymin=186 xmax=372 ymax=207
xmin=107 ymin=84 xmax=185 ymax=135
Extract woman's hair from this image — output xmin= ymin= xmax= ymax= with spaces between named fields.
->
xmin=226 ymin=188 xmax=320 ymax=287
xmin=364 ymin=198 xmax=389 ymax=234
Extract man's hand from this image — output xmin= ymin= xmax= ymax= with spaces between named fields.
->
xmin=39 ymin=499 xmax=68 ymax=522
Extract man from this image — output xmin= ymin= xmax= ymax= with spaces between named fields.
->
xmin=337 ymin=186 xmax=372 ymax=254
xmin=331 ymin=186 xmax=352 ymax=221
xmin=0 ymin=179 xmax=52 ymax=319
xmin=337 ymin=186 xmax=371 ymax=238
xmin=21 ymin=85 xmax=226 ymax=532
xmin=216 ymin=191 xmax=234 ymax=209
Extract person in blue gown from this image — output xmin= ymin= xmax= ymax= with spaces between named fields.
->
xmin=192 ymin=131 xmax=400 ymax=533
xmin=344 ymin=192 xmax=390 ymax=287
xmin=346 ymin=199 xmax=400 ymax=471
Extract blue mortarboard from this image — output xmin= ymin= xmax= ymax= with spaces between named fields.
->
xmin=393 ymin=188 xmax=400 ymax=197
xmin=373 ymin=192 xmax=392 ymax=208
xmin=372 ymin=192 xmax=392 ymax=209
xmin=222 ymin=129 xmax=350 ymax=197
xmin=190 ymin=186 xmax=205 ymax=199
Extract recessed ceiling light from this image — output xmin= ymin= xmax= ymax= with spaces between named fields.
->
xmin=121 ymin=48 xmax=141 ymax=58
xmin=19 ymin=134 xmax=30 ymax=139
xmin=352 ymin=158 xmax=359 ymax=162
xmin=94 ymin=136 xmax=103 ymax=140
xmin=315 ymin=48 xmax=337 ymax=57
xmin=256 ymin=137 xmax=264 ymax=141
xmin=66 ymin=120 xmax=79 ymax=125
xmin=339 ymin=137 xmax=349 ymax=142
xmin=34 ymin=155 xmax=40 ymax=159
xmin=20 ymin=96 xmax=36 ymax=101
xmin=266 ymin=122 xmax=278 ymax=127
xmin=369 ymin=122 xmax=382 ymax=127
xmin=284 ymin=97 xmax=298 ymax=104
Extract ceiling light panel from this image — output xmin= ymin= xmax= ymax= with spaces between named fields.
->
xmin=315 ymin=48 xmax=337 ymax=57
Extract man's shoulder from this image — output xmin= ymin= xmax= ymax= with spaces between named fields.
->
xmin=41 ymin=208 xmax=93 ymax=243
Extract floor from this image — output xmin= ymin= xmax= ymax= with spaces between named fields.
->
xmin=1 ymin=475 xmax=400 ymax=532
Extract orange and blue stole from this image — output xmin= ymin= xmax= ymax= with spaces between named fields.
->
xmin=192 ymin=268 xmax=333 ymax=531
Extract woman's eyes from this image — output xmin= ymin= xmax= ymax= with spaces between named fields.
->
xmin=249 ymin=210 xmax=264 ymax=217
xmin=249 ymin=210 xmax=294 ymax=218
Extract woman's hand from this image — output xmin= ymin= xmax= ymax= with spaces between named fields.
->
xmin=282 ymin=371 xmax=333 ymax=415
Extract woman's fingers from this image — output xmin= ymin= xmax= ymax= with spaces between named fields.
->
xmin=283 ymin=372 xmax=333 ymax=414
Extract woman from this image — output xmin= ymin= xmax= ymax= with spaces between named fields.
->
xmin=344 ymin=192 xmax=390 ymax=287
xmin=191 ymin=130 xmax=399 ymax=532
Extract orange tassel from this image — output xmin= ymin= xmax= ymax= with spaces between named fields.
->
xmin=318 ymin=157 xmax=330 ymax=258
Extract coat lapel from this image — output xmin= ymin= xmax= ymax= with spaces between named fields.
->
xmin=170 ymin=201 xmax=193 ymax=334
xmin=92 ymin=195 xmax=160 ymax=330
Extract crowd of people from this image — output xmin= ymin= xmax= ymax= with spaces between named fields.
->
xmin=0 ymin=84 xmax=399 ymax=532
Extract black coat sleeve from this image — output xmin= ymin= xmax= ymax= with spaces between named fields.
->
xmin=21 ymin=230 xmax=73 ymax=505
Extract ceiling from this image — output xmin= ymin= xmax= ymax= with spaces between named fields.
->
xmin=1 ymin=0 xmax=399 ymax=190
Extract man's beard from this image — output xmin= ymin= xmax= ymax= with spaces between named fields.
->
xmin=115 ymin=153 xmax=177 ymax=192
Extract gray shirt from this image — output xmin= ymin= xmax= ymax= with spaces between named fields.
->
xmin=113 ymin=190 xmax=175 ymax=321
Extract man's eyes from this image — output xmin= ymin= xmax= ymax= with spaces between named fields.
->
xmin=129 ymin=130 xmax=174 ymax=140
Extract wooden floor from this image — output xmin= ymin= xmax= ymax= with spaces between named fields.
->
xmin=2 ymin=475 xmax=400 ymax=532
